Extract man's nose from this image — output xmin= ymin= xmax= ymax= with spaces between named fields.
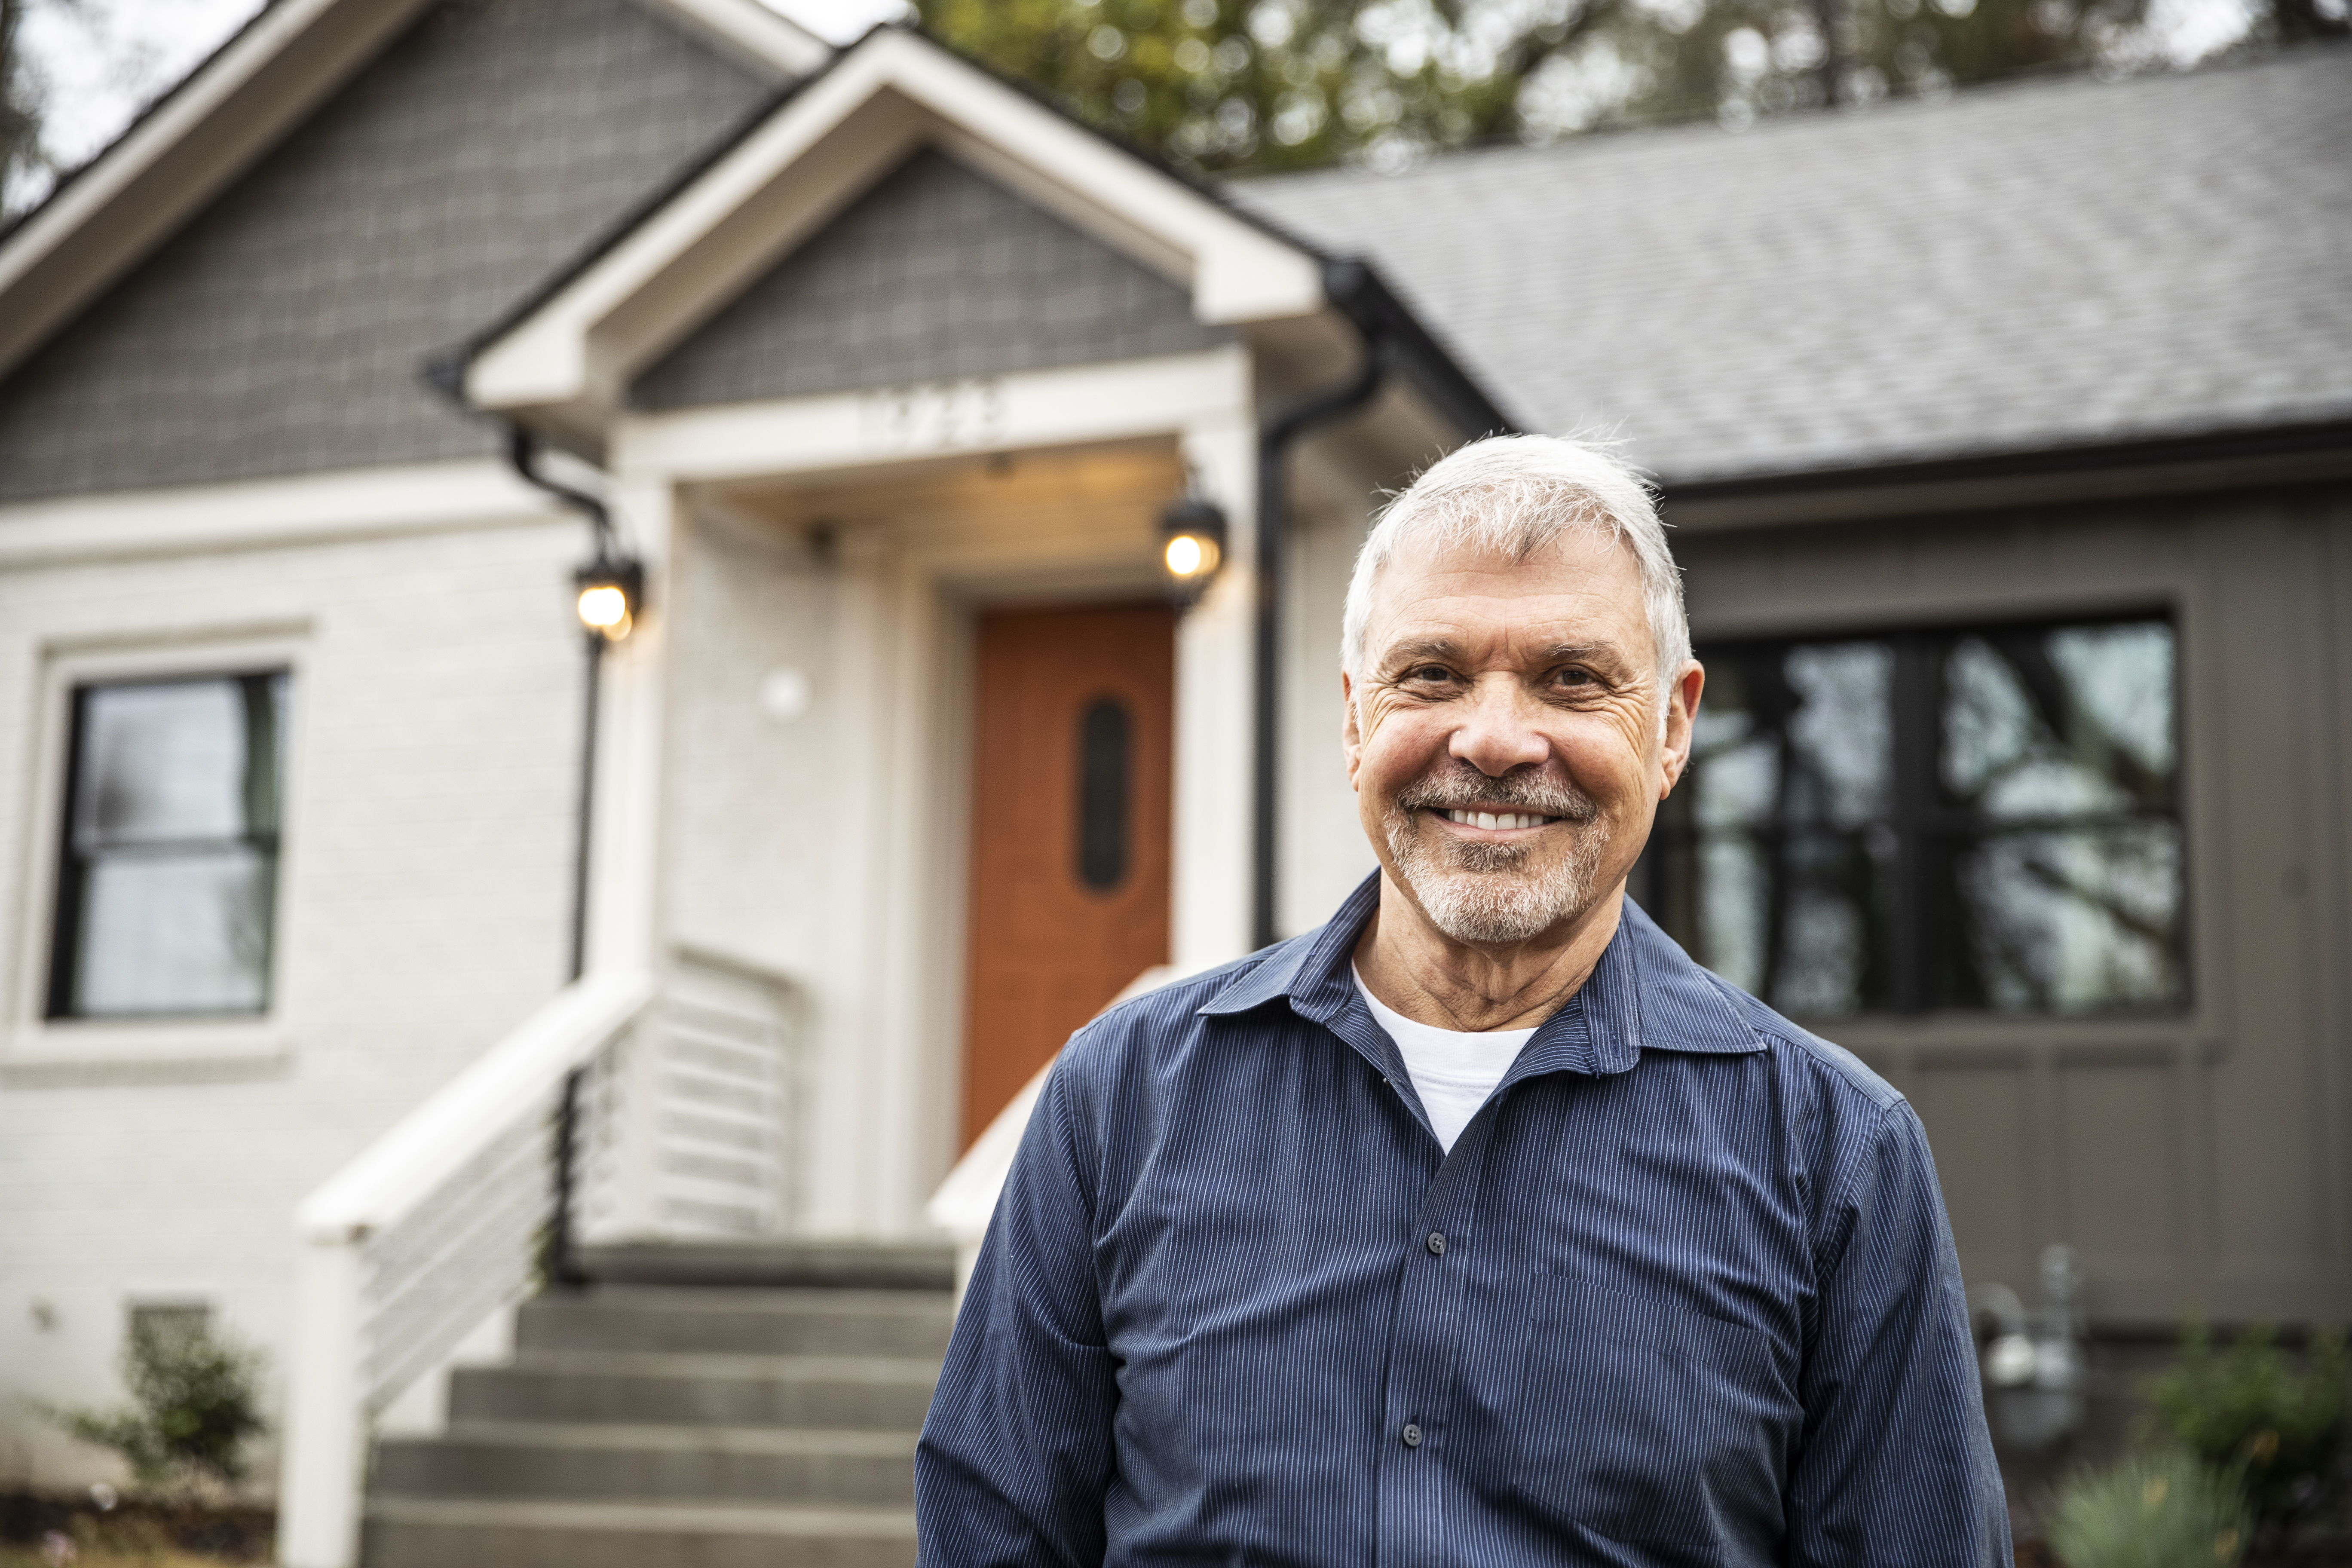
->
xmin=1448 ymin=675 xmax=1551 ymax=776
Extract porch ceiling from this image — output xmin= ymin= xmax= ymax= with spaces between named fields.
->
xmin=699 ymin=438 xmax=1188 ymax=606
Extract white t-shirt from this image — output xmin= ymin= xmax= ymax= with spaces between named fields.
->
xmin=1352 ymin=967 xmax=1537 ymax=1153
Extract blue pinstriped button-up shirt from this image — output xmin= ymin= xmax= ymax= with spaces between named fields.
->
xmin=917 ymin=875 xmax=2010 ymax=1567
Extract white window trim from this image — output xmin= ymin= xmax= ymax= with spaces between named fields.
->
xmin=6 ymin=625 xmax=313 ymax=1072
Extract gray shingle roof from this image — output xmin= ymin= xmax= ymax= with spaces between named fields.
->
xmin=1236 ymin=46 xmax=2352 ymax=485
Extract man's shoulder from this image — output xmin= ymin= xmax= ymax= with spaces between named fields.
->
xmin=1727 ymin=983 xmax=1906 ymax=1120
xmin=1626 ymin=900 xmax=1905 ymax=1123
xmin=1057 ymin=943 xmax=1296 ymax=1074
xmin=1712 ymin=973 xmax=1910 ymax=1147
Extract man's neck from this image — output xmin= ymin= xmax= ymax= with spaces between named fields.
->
xmin=1352 ymin=876 xmax=1625 ymax=1033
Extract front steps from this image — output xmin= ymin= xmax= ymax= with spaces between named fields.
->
xmin=365 ymin=1243 xmax=954 ymax=1568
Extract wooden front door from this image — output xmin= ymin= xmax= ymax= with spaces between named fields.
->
xmin=962 ymin=603 xmax=1175 ymax=1147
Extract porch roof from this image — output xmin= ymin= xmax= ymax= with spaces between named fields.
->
xmin=435 ymin=25 xmax=1513 ymax=449
xmin=1237 ymin=45 xmax=2352 ymax=489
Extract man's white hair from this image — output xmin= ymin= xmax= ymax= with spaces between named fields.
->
xmin=1340 ymin=434 xmax=1690 ymax=696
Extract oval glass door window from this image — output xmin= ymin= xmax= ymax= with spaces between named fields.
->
xmin=1075 ymin=697 xmax=1133 ymax=891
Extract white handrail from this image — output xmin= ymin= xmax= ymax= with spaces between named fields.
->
xmin=277 ymin=967 xmax=655 ymax=1568
xmin=298 ymin=970 xmax=654 ymax=1241
xmin=926 ymin=962 xmax=1194 ymax=1302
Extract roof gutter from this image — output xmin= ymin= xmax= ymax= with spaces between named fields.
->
xmin=1250 ymin=259 xmax=1516 ymax=950
xmin=1660 ymin=416 xmax=2352 ymax=530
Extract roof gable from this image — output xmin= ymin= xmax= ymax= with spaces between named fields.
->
xmin=0 ymin=0 xmax=824 ymax=396
xmin=462 ymin=27 xmax=1325 ymax=436
xmin=0 ymin=0 xmax=772 ymax=503
xmin=635 ymin=148 xmax=1230 ymax=410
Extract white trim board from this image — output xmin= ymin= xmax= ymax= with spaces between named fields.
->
xmin=4 ymin=628 xmax=315 ymax=1077
xmin=632 ymin=0 xmax=831 ymax=81
xmin=0 ymin=460 xmax=578 ymax=570
xmin=613 ymin=347 xmax=1253 ymax=485
xmin=466 ymin=29 xmax=1321 ymax=428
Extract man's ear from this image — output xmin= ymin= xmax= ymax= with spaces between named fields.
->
xmin=1341 ymin=670 xmax=1363 ymax=791
xmin=1657 ymin=662 xmax=1705 ymax=799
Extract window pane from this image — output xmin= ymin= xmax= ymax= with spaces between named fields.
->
xmin=1075 ymin=697 xmax=1132 ymax=892
xmin=52 ymin=671 xmax=289 ymax=1020
xmin=1935 ymin=621 xmax=2181 ymax=1012
xmin=72 ymin=848 xmax=274 ymax=1015
xmin=1951 ymin=824 xmax=2186 ymax=1013
xmin=74 ymin=680 xmax=257 ymax=846
xmin=1784 ymin=642 xmax=1893 ymax=828
xmin=1672 ymin=642 xmax=1893 ymax=1017
xmin=1648 ymin=616 xmax=2183 ymax=1019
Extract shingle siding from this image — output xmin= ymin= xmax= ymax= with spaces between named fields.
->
xmin=0 ymin=0 xmax=769 ymax=503
xmin=633 ymin=149 xmax=1229 ymax=410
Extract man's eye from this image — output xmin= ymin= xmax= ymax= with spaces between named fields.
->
xmin=1555 ymin=668 xmax=1595 ymax=688
xmin=1406 ymin=665 xmax=1453 ymax=683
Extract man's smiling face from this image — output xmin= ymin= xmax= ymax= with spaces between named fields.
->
xmin=1343 ymin=523 xmax=1699 ymax=949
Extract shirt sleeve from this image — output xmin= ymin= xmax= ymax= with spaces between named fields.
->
xmin=1786 ymin=1100 xmax=2014 ymax=1567
xmin=915 ymin=1057 xmax=1117 ymax=1568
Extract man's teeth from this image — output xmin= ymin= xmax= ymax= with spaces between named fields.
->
xmin=1442 ymin=808 xmax=1552 ymax=830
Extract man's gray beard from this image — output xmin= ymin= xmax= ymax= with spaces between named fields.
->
xmin=1382 ymin=766 xmax=1613 ymax=946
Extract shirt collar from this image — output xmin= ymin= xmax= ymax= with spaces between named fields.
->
xmin=1199 ymin=871 xmax=1763 ymax=1077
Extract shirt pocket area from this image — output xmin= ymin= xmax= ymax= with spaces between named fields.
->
xmin=1508 ymin=1276 xmax=1786 ymax=1558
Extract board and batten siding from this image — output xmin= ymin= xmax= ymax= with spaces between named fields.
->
xmin=1673 ymin=481 xmax=2352 ymax=1326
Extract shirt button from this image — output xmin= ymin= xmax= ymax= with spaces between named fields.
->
xmin=1401 ymin=1423 xmax=1423 ymax=1448
xmin=1424 ymin=1231 xmax=1446 ymax=1256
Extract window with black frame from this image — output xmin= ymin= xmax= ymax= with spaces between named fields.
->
xmin=46 ymin=671 xmax=291 ymax=1020
xmin=1634 ymin=616 xmax=2184 ymax=1019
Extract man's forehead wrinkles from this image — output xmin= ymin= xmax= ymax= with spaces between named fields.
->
xmin=1373 ymin=622 xmax=1629 ymax=669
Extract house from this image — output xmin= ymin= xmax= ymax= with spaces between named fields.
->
xmin=0 ymin=0 xmax=2344 ymax=1545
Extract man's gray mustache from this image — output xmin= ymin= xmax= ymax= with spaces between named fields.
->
xmin=1393 ymin=767 xmax=1600 ymax=823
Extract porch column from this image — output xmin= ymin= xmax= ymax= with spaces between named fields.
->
xmin=1175 ymin=409 xmax=1259 ymax=971
xmin=581 ymin=474 xmax=680 ymax=1239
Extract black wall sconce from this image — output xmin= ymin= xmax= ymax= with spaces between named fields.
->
xmin=1158 ymin=493 xmax=1228 ymax=607
xmin=574 ymin=554 xmax=644 ymax=643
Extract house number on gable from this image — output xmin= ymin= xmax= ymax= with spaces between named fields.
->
xmin=861 ymin=378 xmax=1006 ymax=453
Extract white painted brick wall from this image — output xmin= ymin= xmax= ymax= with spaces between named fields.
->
xmin=0 ymin=500 xmax=587 ymax=1491
xmin=663 ymin=512 xmax=840 ymax=983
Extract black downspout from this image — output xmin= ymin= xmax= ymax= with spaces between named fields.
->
xmin=506 ymin=426 xmax=608 ymax=1293
xmin=505 ymin=426 xmax=614 ymax=984
xmin=1252 ymin=330 xmax=1393 ymax=952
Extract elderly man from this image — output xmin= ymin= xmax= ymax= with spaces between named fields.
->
xmin=916 ymin=435 xmax=2009 ymax=1566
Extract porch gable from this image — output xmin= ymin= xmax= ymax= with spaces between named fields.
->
xmin=634 ymin=148 xmax=1231 ymax=411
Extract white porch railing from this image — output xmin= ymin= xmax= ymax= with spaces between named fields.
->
xmin=275 ymin=952 xmax=798 ymax=1568
xmin=926 ymin=963 xmax=1191 ymax=1302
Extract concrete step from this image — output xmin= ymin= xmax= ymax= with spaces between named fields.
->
xmin=374 ymin=1421 xmax=916 ymax=1506
xmin=577 ymin=1240 xmax=955 ymax=1292
xmin=447 ymin=1350 xmax=938 ymax=1430
xmin=364 ymin=1496 xmax=915 ymax=1568
xmin=518 ymin=1284 xmax=952 ymax=1359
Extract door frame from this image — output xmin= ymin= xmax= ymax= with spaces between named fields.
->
xmin=704 ymin=432 xmax=1260 ymax=1240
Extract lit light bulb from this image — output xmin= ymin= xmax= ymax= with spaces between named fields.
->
xmin=577 ymin=584 xmax=632 ymax=637
xmin=1164 ymin=535 xmax=1204 ymax=576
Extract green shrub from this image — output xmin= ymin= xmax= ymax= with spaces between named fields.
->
xmin=50 ymin=1317 xmax=268 ymax=1497
xmin=2045 ymin=1452 xmax=2252 ymax=1568
xmin=2146 ymin=1323 xmax=2350 ymax=1533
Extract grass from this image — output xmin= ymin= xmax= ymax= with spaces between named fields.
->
xmin=0 ymin=1516 xmax=260 ymax=1568
xmin=0 ymin=1552 xmax=241 ymax=1568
